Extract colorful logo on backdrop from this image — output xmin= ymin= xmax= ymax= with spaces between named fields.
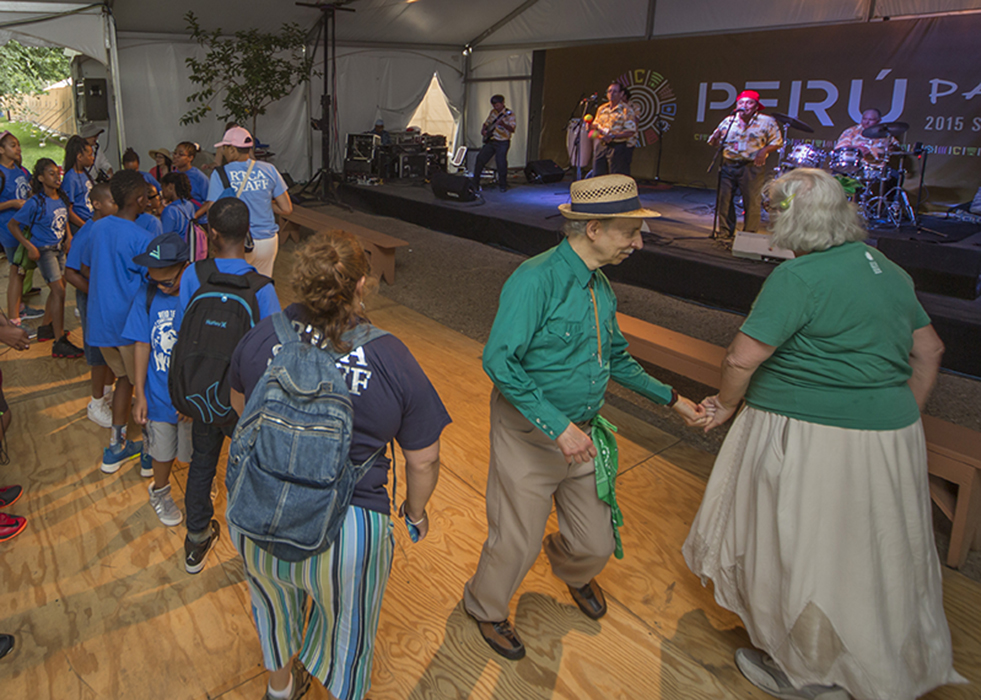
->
xmin=617 ymin=69 xmax=676 ymax=147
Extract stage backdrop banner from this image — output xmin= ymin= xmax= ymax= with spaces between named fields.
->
xmin=541 ymin=15 xmax=981 ymax=207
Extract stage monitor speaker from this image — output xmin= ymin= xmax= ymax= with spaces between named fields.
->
xmin=525 ymin=159 xmax=564 ymax=184
xmin=876 ymin=237 xmax=981 ymax=300
xmin=731 ymin=232 xmax=795 ymax=261
xmin=76 ymin=77 xmax=109 ymax=122
xmin=432 ymin=170 xmax=477 ymax=203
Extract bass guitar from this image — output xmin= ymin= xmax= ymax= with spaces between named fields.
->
xmin=482 ymin=109 xmax=513 ymax=144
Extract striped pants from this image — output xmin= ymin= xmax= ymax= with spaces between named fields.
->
xmin=234 ymin=506 xmax=394 ymax=700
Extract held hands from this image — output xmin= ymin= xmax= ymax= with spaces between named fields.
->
xmin=556 ymin=422 xmax=598 ymax=465
xmin=398 ymin=500 xmax=429 ymax=543
xmin=698 ymin=395 xmax=738 ymax=432
xmin=673 ymin=396 xmax=711 ymax=428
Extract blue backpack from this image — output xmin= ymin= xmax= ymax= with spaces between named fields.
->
xmin=225 ymin=312 xmax=389 ymax=561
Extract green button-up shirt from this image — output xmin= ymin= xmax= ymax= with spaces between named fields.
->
xmin=482 ymin=238 xmax=674 ymax=439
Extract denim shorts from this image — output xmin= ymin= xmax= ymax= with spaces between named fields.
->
xmin=2 ymin=243 xmax=19 ymax=265
xmin=36 ymin=246 xmax=65 ymax=283
xmin=75 ymin=289 xmax=106 ymax=367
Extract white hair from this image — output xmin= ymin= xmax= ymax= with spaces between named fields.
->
xmin=561 ymin=219 xmax=590 ymax=238
xmin=768 ymin=168 xmax=867 ymax=253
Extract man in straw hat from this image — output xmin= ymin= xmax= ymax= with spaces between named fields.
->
xmin=464 ymin=174 xmax=708 ymax=660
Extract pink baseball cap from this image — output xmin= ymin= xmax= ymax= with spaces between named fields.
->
xmin=214 ymin=126 xmax=254 ymax=148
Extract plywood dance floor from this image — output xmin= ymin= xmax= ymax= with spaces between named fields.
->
xmin=1 ymin=246 xmax=980 ymax=699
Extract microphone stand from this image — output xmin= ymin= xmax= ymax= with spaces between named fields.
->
xmin=709 ymin=110 xmax=740 ymax=239
xmin=567 ymin=95 xmax=594 ymax=181
xmin=653 ymin=120 xmax=665 ymax=184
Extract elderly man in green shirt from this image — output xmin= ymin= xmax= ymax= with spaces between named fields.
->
xmin=464 ymin=174 xmax=707 ymax=660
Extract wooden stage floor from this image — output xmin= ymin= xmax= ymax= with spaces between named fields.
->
xmin=1 ymin=249 xmax=979 ymax=699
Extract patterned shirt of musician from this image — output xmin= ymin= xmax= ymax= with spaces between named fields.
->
xmin=835 ymin=125 xmax=897 ymax=162
xmin=483 ymin=108 xmax=517 ymax=142
xmin=713 ymin=113 xmax=783 ymax=162
xmin=594 ymin=102 xmax=639 ymax=148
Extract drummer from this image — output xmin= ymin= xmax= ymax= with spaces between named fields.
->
xmin=835 ymin=109 xmax=897 ymax=162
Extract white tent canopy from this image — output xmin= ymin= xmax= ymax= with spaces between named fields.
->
xmin=2 ymin=0 xmax=980 ymax=180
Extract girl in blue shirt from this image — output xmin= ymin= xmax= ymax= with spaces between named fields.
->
xmin=8 ymin=159 xmax=83 ymax=357
xmin=0 ymin=131 xmax=33 ymax=325
xmin=62 ymin=136 xmax=96 ymax=226
xmin=160 ymin=171 xmax=196 ymax=240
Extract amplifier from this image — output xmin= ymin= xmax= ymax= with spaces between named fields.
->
xmin=346 ymin=133 xmax=379 ymax=161
xmin=428 ymin=147 xmax=448 ymax=175
xmin=399 ymin=153 xmax=428 ymax=179
xmin=524 ymin=159 xmax=564 ymax=184
xmin=343 ymin=159 xmax=373 ymax=177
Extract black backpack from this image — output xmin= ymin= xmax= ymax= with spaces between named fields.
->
xmin=169 ymin=258 xmax=273 ymax=425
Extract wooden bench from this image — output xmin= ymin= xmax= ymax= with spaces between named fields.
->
xmin=277 ymin=205 xmax=409 ymax=285
xmin=618 ymin=311 xmax=981 ymax=569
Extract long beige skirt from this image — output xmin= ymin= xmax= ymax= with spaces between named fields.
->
xmin=683 ymin=407 xmax=967 ymax=700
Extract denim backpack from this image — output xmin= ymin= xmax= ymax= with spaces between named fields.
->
xmin=225 ymin=312 xmax=389 ymax=561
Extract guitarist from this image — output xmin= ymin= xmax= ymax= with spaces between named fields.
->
xmin=472 ymin=95 xmax=516 ymax=193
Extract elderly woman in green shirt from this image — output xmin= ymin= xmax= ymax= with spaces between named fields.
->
xmin=684 ymin=168 xmax=965 ymax=700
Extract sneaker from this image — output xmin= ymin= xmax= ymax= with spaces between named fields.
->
xmin=101 ymin=439 xmax=143 ymax=474
xmin=734 ymin=648 xmax=850 ymax=700
xmin=0 ymin=513 xmax=27 ymax=542
xmin=86 ymin=397 xmax=112 ymax=428
xmin=148 ymin=483 xmax=182 ymax=527
xmin=23 ymin=286 xmax=41 ymax=297
xmin=52 ymin=335 xmax=83 ymax=359
xmin=139 ymin=451 xmax=153 ymax=478
xmin=0 ymin=485 xmax=22 ymax=508
xmin=262 ymin=657 xmax=312 ymax=700
xmin=184 ymin=520 xmax=220 ymax=574
xmin=36 ymin=323 xmax=54 ymax=342
xmin=0 ymin=633 xmax=12 ymax=660
xmin=18 ymin=305 xmax=43 ymax=319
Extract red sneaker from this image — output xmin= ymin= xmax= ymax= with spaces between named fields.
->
xmin=0 ymin=512 xmax=26 ymax=542
xmin=0 ymin=485 xmax=22 ymax=508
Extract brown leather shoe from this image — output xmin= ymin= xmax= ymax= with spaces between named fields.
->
xmin=474 ymin=617 xmax=526 ymax=660
xmin=568 ymin=579 xmax=607 ymax=619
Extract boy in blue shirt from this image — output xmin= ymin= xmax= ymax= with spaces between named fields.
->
xmin=176 ymin=197 xmax=280 ymax=573
xmin=124 ymin=233 xmax=191 ymax=527
xmin=64 ymin=183 xmax=118 ymax=428
xmin=81 ymin=170 xmax=156 ymax=473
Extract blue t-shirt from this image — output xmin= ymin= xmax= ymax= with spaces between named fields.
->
xmin=175 ymin=257 xmax=281 ymax=330
xmin=0 ymin=163 xmax=31 ymax=248
xmin=229 ymin=303 xmax=451 ymax=516
xmin=140 ymin=170 xmax=161 ymax=192
xmin=181 ymin=167 xmax=210 ymax=205
xmin=206 ymin=160 xmax=287 ymax=240
xmin=12 ymin=193 xmax=69 ymax=248
xmin=161 ymin=199 xmax=195 ymax=239
xmin=82 ymin=216 xmax=155 ymax=347
xmin=62 ymin=168 xmax=94 ymax=223
xmin=65 ymin=219 xmax=94 ymax=272
xmin=122 ymin=285 xmax=182 ymax=423
xmin=136 ymin=213 xmax=163 ymax=236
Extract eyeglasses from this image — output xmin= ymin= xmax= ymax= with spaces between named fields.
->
xmin=153 ymin=263 xmax=188 ymax=289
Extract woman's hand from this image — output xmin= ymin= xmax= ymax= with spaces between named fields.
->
xmin=398 ymin=501 xmax=429 ymax=543
xmin=673 ymin=396 xmax=710 ymax=428
xmin=700 ymin=395 xmax=739 ymax=432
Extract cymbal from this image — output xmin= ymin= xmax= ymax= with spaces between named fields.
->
xmin=861 ymin=121 xmax=909 ymax=139
xmin=771 ymin=112 xmax=815 ymax=133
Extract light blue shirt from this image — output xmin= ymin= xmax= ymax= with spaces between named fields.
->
xmin=206 ymin=160 xmax=288 ymax=241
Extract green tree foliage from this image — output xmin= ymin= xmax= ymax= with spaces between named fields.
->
xmin=0 ymin=40 xmax=71 ymax=111
xmin=181 ymin=12 xmax=317 ymax=138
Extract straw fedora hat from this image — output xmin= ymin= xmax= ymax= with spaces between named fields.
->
xmin=148 ymin=147 xmax=173 ymax=161
xmin=558 ymin=174 xmax=660 ymax=220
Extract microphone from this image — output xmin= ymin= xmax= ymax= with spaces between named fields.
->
xmin=581 ymin=92 xmax=599 ymax=103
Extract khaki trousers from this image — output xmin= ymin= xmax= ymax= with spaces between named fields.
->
xmin=464 ymin=389 xmax=615 ymax=623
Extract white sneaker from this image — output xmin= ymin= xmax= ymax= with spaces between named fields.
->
xmin=734 ymin=649 xmax=851 ymax=700
xmin=86 ymin=396 xmax=113 ymax=429
xmin=148 ymin=483 xmax=183 ymax=526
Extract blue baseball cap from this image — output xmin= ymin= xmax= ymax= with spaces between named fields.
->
xmin=133 ymin=232 xmax=190 ymax=268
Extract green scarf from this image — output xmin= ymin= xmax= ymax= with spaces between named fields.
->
xmin=591 ymin=414 xmax=623 ymax=559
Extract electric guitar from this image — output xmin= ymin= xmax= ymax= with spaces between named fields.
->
xmin=482 ymin=109 xmax=512 ymax=144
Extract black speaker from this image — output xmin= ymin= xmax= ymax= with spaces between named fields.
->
xmin=432 ymin=170 xmax=477 ymax=202
xmin=76 ymin=78 xmax=109 ymax=122
xmin=524 ymin=159 xmax=564 ymax=184
xmin=877 ymin=238 xmax=981 ymax=300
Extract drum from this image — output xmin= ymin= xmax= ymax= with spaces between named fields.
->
xmin=785 ymin=144 xmax=825 ymax=169
xmin=828 ymin=147 xmax=863 ymax=175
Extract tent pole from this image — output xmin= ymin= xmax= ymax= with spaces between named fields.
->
xmin=104 ymin=7 xmax=126 ymax=165
xmin=462 ymin=51 xmax=471 ymax=148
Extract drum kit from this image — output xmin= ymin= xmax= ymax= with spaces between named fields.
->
xmin=772 ymin=113 xmax=915 ymax=227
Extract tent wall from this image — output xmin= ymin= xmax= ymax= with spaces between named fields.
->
xmin=465 ymin=49 xmax=533 ymax=168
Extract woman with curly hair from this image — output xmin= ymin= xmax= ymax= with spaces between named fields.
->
xmin=227 ymin=229 xmax=450 ymax=700
xmin=62 ymin=135 xmax=96 ymax=226
xmin=684 ymin=168 xmax=965 ymax=700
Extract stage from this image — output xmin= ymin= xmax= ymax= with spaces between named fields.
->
xmin=337 ymin=179 xmax=981 ymax=378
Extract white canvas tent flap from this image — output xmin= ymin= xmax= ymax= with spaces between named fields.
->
xmin=0 ymin=2 xmax=107 ymax=62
